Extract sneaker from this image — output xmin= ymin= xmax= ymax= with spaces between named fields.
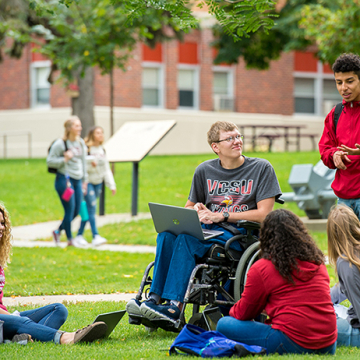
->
xmin=126 ymin=298 xmax=156 ymax=317
xmin=92 ymin=235 xmax=107 ymax=246
xmin=52 ymin=230 xmax=60 ymax=244
xmin=12 ymin=333 xmax=32 ymax=345
xmin=73 ymin=235 xmax=89 ymax=248
xmin=73 ymin=322 xmax=107 ymax=343
xmin=140 ymin=301 xmax=180 ymax=322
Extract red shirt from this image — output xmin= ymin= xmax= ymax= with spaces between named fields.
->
xmin=0 ymin=267 xmax=7 ymax=312
xmin=229 ymin=259 xmax=337 ymax=349
xmin=319 ymin=100 xmax=360 ymax=199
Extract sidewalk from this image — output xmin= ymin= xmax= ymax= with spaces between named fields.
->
xmin=11 ymin=212 xmax=156 ymax=253
xmin=3 ymin=293 xmax=134 ymax=307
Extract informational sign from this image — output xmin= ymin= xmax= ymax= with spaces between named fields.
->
xmin=104 ymin=120 xmax=176 ymax=163
xmin=102 ymin=120 xmax=176 ymax=216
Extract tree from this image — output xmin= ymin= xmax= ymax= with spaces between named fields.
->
xmin=211 ymin=0 xmax=339 ymax=70
xmin=300 ymin=0 xmax=360 ymax=65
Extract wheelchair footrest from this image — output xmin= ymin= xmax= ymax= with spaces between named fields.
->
xmin=128 ymin=314 xmax=182 ymax=333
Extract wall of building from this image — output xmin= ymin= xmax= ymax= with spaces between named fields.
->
xmin=0 ymin=106 xmax=324 ymax=159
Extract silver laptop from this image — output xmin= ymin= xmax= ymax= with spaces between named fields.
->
xmin=93 ymin=310 xmax=126 ymax=337
xmin=148 ymin=202 xmax=224 ymax=240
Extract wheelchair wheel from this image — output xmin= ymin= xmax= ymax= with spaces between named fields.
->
xmin=233 ymin=242 xmax=260 ymax=302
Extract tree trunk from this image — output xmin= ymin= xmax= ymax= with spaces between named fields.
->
xmin=71 ymin=66 xmax=95 ymax=137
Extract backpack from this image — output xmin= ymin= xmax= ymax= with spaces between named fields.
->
xmin=169 ymin=324 xmax=266 ymax=358
xmin=333 ymin=102 xmax=344 ymax=134
xmin=47 ymin=139 xmax=68 ymax=174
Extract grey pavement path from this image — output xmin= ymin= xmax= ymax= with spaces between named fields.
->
xmin=3 ymin=293 xmax=134 ymax=308
xmin=11 ymin=212 xmax=156 ymax=253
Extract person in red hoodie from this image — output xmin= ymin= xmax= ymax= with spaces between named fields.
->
xmin=216 ymin=209 xmax=337 ymax=355
xmin=319 ymin=53 xmax=360 ymax=219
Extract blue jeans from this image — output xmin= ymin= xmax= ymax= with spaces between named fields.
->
xmin=0 ymin=303 xmax=68 ymax=343
xmin=337 ymin=316 xmax=360 ymax=346
xmin=78 ymin=182 xmax=102 ymax=237
xmin=338 ymin=198 xmax=360 ymax=220
xmin=217 ymin=317 xmax=336 ymax=355
xmin=150 ymin=224 xmax=244 ymax=302
xmin=55 ymin=173 xmax=83 ymax=240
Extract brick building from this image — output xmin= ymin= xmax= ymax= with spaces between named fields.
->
xmin=0 ymin=27 xmax=342 ymax=116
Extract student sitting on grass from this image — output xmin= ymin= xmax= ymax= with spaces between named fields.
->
xmin=216 ymin=209 xmax=337 ymax=355
xmin=0 ymin=202 xmax=107 ymax=344
xmin=328 ymin=205 xmax=360 ymax=347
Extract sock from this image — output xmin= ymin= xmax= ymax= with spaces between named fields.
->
xmin=149 ymin=293 xmax=160 ymax=304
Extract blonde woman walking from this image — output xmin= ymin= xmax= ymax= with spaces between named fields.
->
xmin=47 ymin=116 xmax=87 ymax=247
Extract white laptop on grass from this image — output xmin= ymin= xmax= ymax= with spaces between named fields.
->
xmin=148 ymin=202 xmax=224 ymax=240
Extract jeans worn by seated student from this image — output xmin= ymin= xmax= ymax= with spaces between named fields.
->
xmin=0 ymin=303 xmax=68 ymax=344
xmin=217 ymin=317 xmax=336 ymax=355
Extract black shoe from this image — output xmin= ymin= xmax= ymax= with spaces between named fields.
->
xmin=140 ymin=301 xmax=180 ymax=322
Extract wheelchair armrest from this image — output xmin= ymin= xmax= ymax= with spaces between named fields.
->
xmin=224 ymin=235 xmax=246 ymax=261
xmin=236 ymin=220 xmax=261 ymax=230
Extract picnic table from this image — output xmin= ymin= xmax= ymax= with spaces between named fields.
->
xmin=238 ymin=124 xmax=317 ymax=152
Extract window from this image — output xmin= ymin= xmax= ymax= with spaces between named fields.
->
xmin=213 ymin=71 xmax=231 ymax=95
xmin=142 ymin=66 xmax=163 ymax=107
xmin=30 ymin=61 xmax=51 ymax=108
xmin=178 ymin=68 xmax=198 ymax=108
xmin=294 ymin=77 xmax=342 ymax=115
xmin=294 ymin=78 xmax=315 ymax=114
xmin=213 ymin=69 xmax=234 ymax=111
xmin=323 ymin=79 xmax=342 ymax=114
xmin=294 ymin=57 xmax=342 ymax=116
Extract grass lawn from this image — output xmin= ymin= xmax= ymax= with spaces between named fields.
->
xmin=0 ymin=152 xmax=321 ymax=226
xmin=1 ymin=301 xmax=357 ymax=360
xmin=5 ymin=247 xmax=153 ymax=297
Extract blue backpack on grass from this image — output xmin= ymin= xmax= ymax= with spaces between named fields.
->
xmin=170 ymin=324 xmax=266 ymax=358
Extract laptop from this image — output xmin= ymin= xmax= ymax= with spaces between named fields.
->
xmin=93 ymin=310 xmax=126 ymax=337
xmin=148 ymin=202 xmax=224 ymax=240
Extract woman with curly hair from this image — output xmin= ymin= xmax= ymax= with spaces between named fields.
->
xmin=217 ymin=209 xmax=337 ymax=355
xmin=0 ymin=203 xmax=107 ymax=344
xmin=328 ymin=205 xmax=360 ymax=346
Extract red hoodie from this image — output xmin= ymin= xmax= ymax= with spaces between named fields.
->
xmin=319 ymin=99 xmax=360 ymax=199
xmin=229 ymin=258 xmax=337 ymax=349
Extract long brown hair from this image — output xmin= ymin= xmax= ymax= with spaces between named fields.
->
xmin=0 ymin=203 xmax=12 ymax=268
xmin=84 ymin=126 xmax=103 ymax=148
xmin=260 ymin=209 xmax=324 ymax=283
xmin=327 ymin=205 xmax=360 ymax=274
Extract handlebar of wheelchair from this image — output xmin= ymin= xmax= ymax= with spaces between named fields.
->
xmin=276 ymin=197 xmax=285 ymax=204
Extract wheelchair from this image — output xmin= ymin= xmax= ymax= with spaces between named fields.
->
xmin=127 ymin=219 xmax=263 ymax=333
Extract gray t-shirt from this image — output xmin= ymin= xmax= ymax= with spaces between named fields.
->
xmin=47 ymin=138 xmax=87 ymax=181
xmin=188 ymin=157 xmax=281 ymax=215
xmin=331 ymin=256 xmax=360 ymax=328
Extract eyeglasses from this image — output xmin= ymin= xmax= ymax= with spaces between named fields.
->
xmin=215 ymin=134 xmax=243 ymax=143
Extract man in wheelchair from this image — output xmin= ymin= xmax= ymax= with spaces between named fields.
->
xmin=126 ymin=121 xmax=282 ymax=329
